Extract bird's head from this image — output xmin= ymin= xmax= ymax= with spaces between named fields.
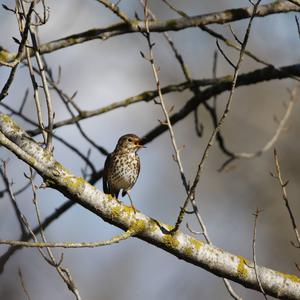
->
xmin=116 ymin=134 xmax=145 ymax=152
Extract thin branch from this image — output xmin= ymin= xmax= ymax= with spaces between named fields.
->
xmin=173 ymin=0 xmax=262 ymax=232
xmin=48 ymin=76 xmax=108 ymax=156
xmin=22 ymin=3 xmax=53 ymax=151
xmin=18 ymin=268 xmax=31 ymax=300
xmin=32 ymin=171 xmax=82 ymax=299
xmin=0 ymin=200 xmax=75 ymax=274
xmin=17 ymin=3 xmax=48 ymax=145
xmin=0 ymin=102 xmax=97 ymax=174
xmin=0 ymin=160 xmax=28 ymax=236
xmin=163 ymin=0 xmax=298 ymax=81
xmin=296 ymin=16 xmax=300 ymax=38
xmin=0 ymin=227 xmax=140 ymax=248
xmin=219 ymin=87 xmax=297 ymax=171
xmin=141 ymin=3 xmax=242 ymax=299
xmin=30 ymin=32 xmax=54 ymax=151
xmin=216 ymin=40 xmax=236 ymax=69
xmin=252 ymin=208 xmax=268 ymax=299
xmin=23 ymin=63 xmax=299 ymax=138
xmin=141 ymin=0 xmax=189 ymax=192
xmin=272 ymin=148 xmax=300 ymax=248
xmin=0 ymin=2 xmax=35 ymax=101
xmin=95 ymin=0 xmax=131 ymax=24
xmin=18 ymin=88 xmax=29 ymax=114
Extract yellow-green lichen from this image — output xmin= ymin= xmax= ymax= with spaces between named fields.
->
xmin=237 ymin=256 xmax=249 ymax=279
xmin=0 ymin=48 xmax=12 ymax=63
xmin=62 ymin=176 xmax=86 ymax=190
xmin=130 ymin=219 xmax=146 ymax=234
xmin=165 ymin=224 xmax=175 ymax=232
xmin=106 ymin=194 xmax=115 ymax=202
xmin=54 ymin=161 xmax=71 ymax=174
xmin=0 ymin=114 xmax=20 ymax=132
xmin=187 ymin=236 xmax=204 ymax=251
xmin=42 ymin=150 xmax=54 ymax=162
xmin=163 ymin=234 xmax=180 ymax=249
xmin=148 ymin=219 xmax=158 ymax=233
xmin=275 ymin=271 xmax=300 ymax=284
xmin=123 ymin=204 xmax=136 ymax=214
xmin=111 ymin=205 xmax=122 ymax=219
xmin=183 ymin=245 xmax=193 ymax=257
xmin=27 ymin=156 xmax=36 ymax=166
xmin=0 ymin=114 xmax=12 ymax=123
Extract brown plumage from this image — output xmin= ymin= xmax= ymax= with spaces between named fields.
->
xmin=103 ymin=134 xmax=144 ymax=198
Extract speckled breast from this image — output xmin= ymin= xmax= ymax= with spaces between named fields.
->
xmin=109 ymin=152 xmax=140 ymax=191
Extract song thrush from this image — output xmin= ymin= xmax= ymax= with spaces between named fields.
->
xmin=103 ymin=134 xmax=144 ymax=203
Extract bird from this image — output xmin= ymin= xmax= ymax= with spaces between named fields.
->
xmin=103 ymin=134 xmax=144 ymax=209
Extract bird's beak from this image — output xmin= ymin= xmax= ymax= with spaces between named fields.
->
xmin=137 ymin=143 xmax=146 ymax=148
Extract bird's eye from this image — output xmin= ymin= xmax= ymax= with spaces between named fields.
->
xmin=128 ymin=138 xmax=133 ymax=142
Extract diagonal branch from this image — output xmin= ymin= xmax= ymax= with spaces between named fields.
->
xmin=0 ymin=113 xmax=300 ymax=299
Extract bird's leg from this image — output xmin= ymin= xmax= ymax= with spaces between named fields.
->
xmin=126 ymin=191 xmax=136 ymax=214
xmin=115 ymin=197 xmax=122 ymax=204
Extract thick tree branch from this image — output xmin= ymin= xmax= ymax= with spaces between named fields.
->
xmin=0 ymin=113 xmax=300 ymax=299
xmin=25 ymin=63 xmax=300 ymax=137
xmin=0 ymin=1 xmax=299 ymax=62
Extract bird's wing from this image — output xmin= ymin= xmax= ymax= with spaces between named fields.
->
xmin=137 ymin=155 xmax=141 ymax=178
xmin=103 ymin=153 xmax=111 ymax=194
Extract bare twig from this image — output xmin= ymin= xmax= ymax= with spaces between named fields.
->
xmin=141 ymin=2 xmax=242 ymax=299
xmin=16 ymin=2 xmax=47 ymax=144
xmin=141 ymin=0 xmax=189 ymax=191
xmin=19 ymin=88 xmax=29 ymax=114
xmin=0 ymin=2 xmax=35 ymax=101
xmin=219 ymin=88 xmax=297 ymax=171
xmin=0 ymin=228 xmax=139 ymax=248
xmin=252 ymin=208 xmax=268 ymax=299
xmin=272 ymin=148 xmax=300 ymax=248
xmin=27 ymin=168 xmax=82 ymax=300
xmin=48 ymin=76 xmax=108 ymax=156
xmin=95 ymin=0 xmax=131 ymax=24
xmin=30 ymin=32 xmax=54 ymax=151
xmin=216 ymin=40 xmax=236 ymax=69
xmin=173 ymin=0 xmax=262 ymax=233
xmin=0 ymin=102 xmax=97 ymax=174
xmin=0 ymin=171 xmax=36 ymax=199
xmin=26 ymin=4 xmax=53 ymax=151
xmin=296 ymin=16 xmax=300 ymax=38
xmin=18 ymin=268 xmax=31 ymax=300
xmin=0 ymin=160 xmax=28 ymax=236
